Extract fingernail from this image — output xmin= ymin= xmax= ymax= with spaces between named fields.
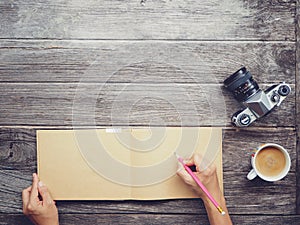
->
xmin=177 ymin=162 xmax=184 ymax=172
xmin=183 ymin=159 xmax=189 ymax=164
xmin=38 ymin=181 xmax=44 ymax=187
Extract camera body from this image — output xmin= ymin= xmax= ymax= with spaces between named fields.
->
xmin=224 ymin=67 xmax=291 ymax=127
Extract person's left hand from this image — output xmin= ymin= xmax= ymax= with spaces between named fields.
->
xmin=22 ymin=173 xmax=59 ymax=225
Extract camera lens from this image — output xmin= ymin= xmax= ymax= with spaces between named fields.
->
xmin=224 ymin=67 xmax=259 ymax=102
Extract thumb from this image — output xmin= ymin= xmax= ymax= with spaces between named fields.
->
xmin=29 ymin=173 xmax=39 ymax=202
xmin=22 ymin=186 xmax=31 ymax=209
xmin=38 ymin=181 xmax=54 ymax=205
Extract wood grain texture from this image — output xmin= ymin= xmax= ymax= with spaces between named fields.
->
xmin=0 ymin=128 xmax=297 ymax=215
xmin=0 ymin=83 xmax=295 ymax=127
xmin=1 ymin=214 xmax=300 ymax=225
xmin=0 ymin=0 xmax=295 ymax=40
xmin=0 ymin=0 xmax=298 ymax=223
xmin=223 ymin=127 xmax=297 ymax=172
xmin=296 ymin=0 xmax=300 ymax=215
xmin=0 ymin=170 xmax=296 ymax=215
xmin=0 ymin=40 xmax=295 ymax=83
xmin=0 ymin=128 xmax=296 ymax=172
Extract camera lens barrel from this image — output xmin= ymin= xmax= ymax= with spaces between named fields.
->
xmin=224 ymin=67 xmax=260 ymax=102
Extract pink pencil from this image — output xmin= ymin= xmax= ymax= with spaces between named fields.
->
xmin=175 ymin=153 xmax=226 ymax=215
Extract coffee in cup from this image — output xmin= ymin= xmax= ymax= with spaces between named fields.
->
xmin=247 ymin=143 xmax=290 ymax=182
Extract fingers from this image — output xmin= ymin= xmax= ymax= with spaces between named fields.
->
xmin=184 ymin=157 xmax=195 ymax=166
xmin=193 ymin=153 xmax=201 ymax=165
xmin=38 ymin=181 xmax=54 ymax=205
xmin=181 ymin=153 xmax=203 ymax=168
xmin=176 ymin=153 xmax=205 ymax=183
xmin=27 ymin=173 xmax=54 ymax=205
xmin=29 ymin=173 xmax=39 ymax=202
xmin=177 ymin=164 xmax=195 ymax=185
xmin=193 ymin=153 xmax=206 ymax=172
xmin=176 ymin=153 xmax=215 ymax=181
xmin=176 ymin=160 xmax=184 ymax=172
xmin=22 ymin=186 xmax=31 ymax=210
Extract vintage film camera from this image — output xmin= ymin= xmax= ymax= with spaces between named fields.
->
xmin=224 ymin=67 xmax=291 ymax=127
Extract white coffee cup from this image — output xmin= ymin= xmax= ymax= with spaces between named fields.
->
xmin=247 ymin=143 xmax=291 ymax=182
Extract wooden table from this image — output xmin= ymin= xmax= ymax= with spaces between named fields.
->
xmin=0 ymin=1 xmax=299 ymax=224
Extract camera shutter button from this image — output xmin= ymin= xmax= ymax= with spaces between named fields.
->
xmin=271 ymin=93 xmax=280 ymax=103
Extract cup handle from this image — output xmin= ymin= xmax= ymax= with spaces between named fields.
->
xmin=247 ymin=169 xmax=257 ymax=180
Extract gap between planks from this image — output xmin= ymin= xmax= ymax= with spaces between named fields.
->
xmin=0 ymin=125 xmax=296 ymax=130
xmin=0 ymin=39 xmax=296 ymax=44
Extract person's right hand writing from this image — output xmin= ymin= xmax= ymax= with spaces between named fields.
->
xmin=176 ymin=153 xmax=221 ymax=201
xmin=177 ymin=153 xmax=232 ymax=225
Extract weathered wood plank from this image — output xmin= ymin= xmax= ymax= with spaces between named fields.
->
xmin=0 ymin=40 xmax=295 ymax=84
xmin=0 ymin=0 xmax=297 ymax=224
xmin=223 ymin=127 xmax=297 ymax=172
xmin=0 ymin=128 xmax=36 ymax=171
xmin=0 ymin=0 xmax=295 ymax=40
xmin=0 ymin=83 xmax=295 ymax=127
xmin=0 ymin=128 xmax=297 ymax=214
xmin=0 ymin=128 xmax=296 ymax=172
xmin=1 ymin=213 xmax=300 ymax=225
xmin=295 ymin=0 xmax=300 ymax=215
xmin=0 ymin=170 xmax=296 ymax=215
xmin=224 ymin=172 xmax=296 ymax=214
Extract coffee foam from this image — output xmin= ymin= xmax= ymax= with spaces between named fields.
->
xmin=255 ymin=147 xmax=286 ymax=177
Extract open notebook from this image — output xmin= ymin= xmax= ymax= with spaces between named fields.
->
xmin=37 ymin=127 xmax=222 ymax=200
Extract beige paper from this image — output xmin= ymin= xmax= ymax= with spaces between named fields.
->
xmin=37 ymin=127 xmax=222 ymax=200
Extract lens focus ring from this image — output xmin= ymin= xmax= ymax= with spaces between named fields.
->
xmin=223 ymin=67 xmax=260 ymax=102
